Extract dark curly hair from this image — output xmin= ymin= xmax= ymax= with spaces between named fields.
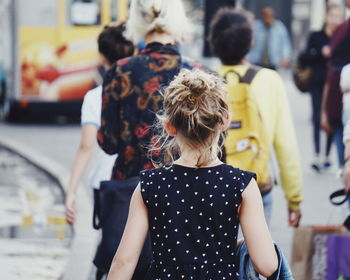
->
xmin=98 ymin=23 xmax=135 ymax=65
xmin=208 ymin=8 xmax=252 ymax=65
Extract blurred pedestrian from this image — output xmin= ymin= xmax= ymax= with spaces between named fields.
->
xmin=248 ymin=6 xmax=292 ymax=70
xmin=97 ymin=0 xmax=201 ymax=278
xmin=321 ymin=1 xmax=350 ymax=169
xmin=65 ymin=23 xmax=134 ymax=222
xmin=64 ymin=23 xmax=135 ymax=279
xmin=107 ymin=69 xmax=278 ymax=280
xmin=299 ymin=3 xmax=345 ymax=172
xmin=209 ymin=8 xmax=302 ymax=226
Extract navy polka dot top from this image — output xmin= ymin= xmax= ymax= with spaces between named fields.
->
xmin=140 ymin=163 xmax=256 ymax=280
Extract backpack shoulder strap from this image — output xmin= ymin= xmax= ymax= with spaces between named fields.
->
xmin=223 ymin=66 xmax=261 ymax=84
xmin=241 ymin=66 xmax=261 ymax=84
xmin=224 ymin=69 xmax=242 ymax=82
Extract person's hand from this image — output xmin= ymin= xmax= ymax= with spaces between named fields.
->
xmin=321 ymin=110 xmax=332 ymax=134
xmin=343 ymin=164 xmax=350 ymax=193
xmin=288 ymin=208 xmax=302 ymax=227
xmin=322 ymin=45 xmax=331 ymax=58
xmin=65 ymin=192 xmax=76 ymax=224
xmin=280 ymin=59 xmax=290 ymax=68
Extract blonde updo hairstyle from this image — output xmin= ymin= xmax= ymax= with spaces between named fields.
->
xmin=152 ymin=69 xmax=229 ymax=168
xmin=125 ymin=0 xmax=191 ymax=43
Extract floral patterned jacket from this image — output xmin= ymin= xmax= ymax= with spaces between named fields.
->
xmin=98 ymin=43 xmax=200 ymax=180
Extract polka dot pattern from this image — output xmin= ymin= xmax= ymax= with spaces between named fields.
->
xmin=140 ymin=164 xmax=256 ymax=279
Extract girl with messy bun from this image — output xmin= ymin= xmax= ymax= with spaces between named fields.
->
xmin=151 ymin=68 xmax=230 ymax=168
xmin=108 ymin=69 xmax=278 ymax=280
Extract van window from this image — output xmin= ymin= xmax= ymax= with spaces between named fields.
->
xmin=69 ymin=0 xmax=101 ymax=26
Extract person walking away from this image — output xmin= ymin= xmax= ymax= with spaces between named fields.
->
xmin=248 ymin=6 xmax=292 ymax=70
xmin=97 ymin=0 xmax=201 ymax=278
xmin=299 ymin=4 xmax=345 ymax=172
xmin=64 ymin=23 xmax=135 ymax=279
xmin=107 ymin=69 xmax=279 ymax=280
xmin=322 ymin=1 xmax=350 ymax=169
xmin=209 ymin=8 xmax=303 ymax=226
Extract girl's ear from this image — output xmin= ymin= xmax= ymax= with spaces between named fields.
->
xmin=164 ymin=122 xmax=177 ymax=136
xmin=221 ymin=112 xmax=231 ymax=131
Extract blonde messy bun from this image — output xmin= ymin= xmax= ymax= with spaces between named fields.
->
xmin=125 ymin=0 xmax=192 ymax=43
xmin=150 ymin=69 xmax=229 ymax=168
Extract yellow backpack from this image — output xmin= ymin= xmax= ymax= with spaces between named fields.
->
xmin=219 ymin=66 xmax=270 ymax=187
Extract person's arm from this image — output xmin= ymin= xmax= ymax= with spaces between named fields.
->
xmin=343 ymin=141 xmax=350 ymax=193
xmin=340 ymin=65 xmax=350 ymax=94
xmin=97 ymin=65 xmax=122 ymax=155
xmin=108 ymin=184 xmax=149 ymax=280
xmin=321 ymin=80 xmax=333 ymax=134
xmin=272 ymin=73 xmax=303 ymax=227
xmin=279 ymin=22 xmax=292 ymax=68
xmin=343 ymin=113 xmax=350 ymax=193
xmin=65 ymin=124 xmax=98 ymax=224
xmin=239 ymin=179 xmax=278 ymax=277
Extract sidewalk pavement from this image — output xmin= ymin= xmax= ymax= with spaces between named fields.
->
xmin=0 ymin=128 xmax=99 ymax=280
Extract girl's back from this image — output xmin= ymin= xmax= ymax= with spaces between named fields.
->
xmin=140 ymin=164 xmax=255 ymax=279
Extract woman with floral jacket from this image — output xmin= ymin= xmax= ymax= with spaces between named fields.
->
xmin=98 ymin=0 xmax=200 ymax=180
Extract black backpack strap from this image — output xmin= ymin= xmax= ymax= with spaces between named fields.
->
xmin=241 ymin=66 xmax=261 ymax=84
xmin=224 ymin=69 xmax=242 ymax=82
xmin=224 ymin=66 xmax=261 ymax=84
xmin=93 ymin=188 xmax=101 ymax=229
xmin=329 ymin=189 xmax=349 ymax=206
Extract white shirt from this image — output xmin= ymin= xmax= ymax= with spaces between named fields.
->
xmin=81 ymin=86 xmax=117 ymax=189
xmin=340 ymin=63 xmax=350 ymax=94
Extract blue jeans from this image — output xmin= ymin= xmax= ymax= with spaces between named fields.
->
xmin=333 ymin=127 xmax=345 ymax=167
xmin=262 ymin=190 xmax=273 ymax=224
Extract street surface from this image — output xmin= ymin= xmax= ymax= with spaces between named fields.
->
xmin=0 ymin=147 xmax=72 ymax=279
xmin=0 ymin=70 xmax=348 ymax=277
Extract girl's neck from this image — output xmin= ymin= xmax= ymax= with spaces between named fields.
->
xmin=175 ymin=145 xmax=222 ymax=168
xmin=174 ymin=157 xmax=222 ymax=168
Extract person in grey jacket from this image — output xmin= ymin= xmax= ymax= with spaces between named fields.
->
xmin=248 ymin=6 xmax=292 ymax=70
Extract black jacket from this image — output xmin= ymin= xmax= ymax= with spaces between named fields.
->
xmin=299 ymin=29 xmax=330 ymax=89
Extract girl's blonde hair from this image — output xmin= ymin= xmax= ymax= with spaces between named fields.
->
xmin=151 ymin=69 xmax=229 ymax=168
xmin=125 ymin=0 xmax=191 ymax=43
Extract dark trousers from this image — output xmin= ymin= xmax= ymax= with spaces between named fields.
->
xmin=333 ymin=126 xmax=345 ymax=167
xmin=0 ymin=80 xmax=6 ymax=105
xmin=93 ymin=178 xmax=151 ymax=279
xmin=310 ymin=88 xmax=332 ymax=156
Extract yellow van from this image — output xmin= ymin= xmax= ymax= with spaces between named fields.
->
xmin=2 ymin=0 xmax=128 ymax=120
